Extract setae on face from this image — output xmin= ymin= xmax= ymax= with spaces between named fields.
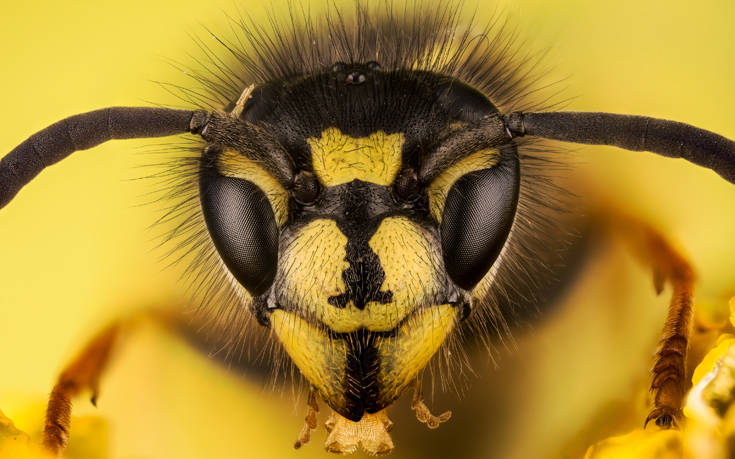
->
xmin=0 ymin=1 xmax=734 ymax=458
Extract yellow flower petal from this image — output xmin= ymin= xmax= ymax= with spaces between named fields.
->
xmin=691 ymin=338 xmax=735 ymax=388
xmin=0 ymin=408 xmax=110 ymax=459
xmin=583 ymin=429 xmax=682 ymax=459
xmin=64 ymin=416 xmax=110 ymax=459
xmin=0 ymin=409 xmax=52 ymax=459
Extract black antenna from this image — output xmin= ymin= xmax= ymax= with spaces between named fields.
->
xmin=418 ymin=115 xmax=508 ymax=183
xmin=505 ymin=111 xmax=735 ymax=184
xmin=0 ymin=107 xmax=206 ymax=209
xmin=0 ymin=107 xmax=302 ymax=211
xmin=3 ymin=107 xmax=734 ymax=211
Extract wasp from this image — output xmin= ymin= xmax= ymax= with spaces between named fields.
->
xmin=1 ymin=1 xmax=734 ymax=457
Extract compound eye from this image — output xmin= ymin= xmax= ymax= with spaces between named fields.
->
xmin=393 ymin=168 xmax=421 ymax=203
xmin=440 ymin=151 xmax=519 ymax=290
xmin=292 ymin=170 xmax=321 ymax=205
xmin=199 ymin=169 xmax=279 ymax=296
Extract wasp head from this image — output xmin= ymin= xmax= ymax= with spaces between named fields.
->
xmin=198 ymin=63 xmax=519 ymax=421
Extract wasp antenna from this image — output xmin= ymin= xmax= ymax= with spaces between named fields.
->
xmin=419 ymin=115 xmax=511 ymax=183
xmin=197 ymin=112 xmax=296 ymax=186
xmin=505 ymin=111 xmax=735 ymax=184
xmin=0 ymin=107 xmax=207 ymax=209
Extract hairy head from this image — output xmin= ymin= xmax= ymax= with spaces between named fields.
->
xmin=159 ymin=1 xmax=564 ymax=421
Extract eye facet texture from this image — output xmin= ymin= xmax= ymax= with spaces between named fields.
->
xmin=440 ymin=150 xmax=519 ymax=290
xmin=200 ymin=171 xmax=279 ymax=296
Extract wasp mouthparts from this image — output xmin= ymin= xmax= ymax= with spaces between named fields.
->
xmin=325 ymin=409 xmax=394 ymax=455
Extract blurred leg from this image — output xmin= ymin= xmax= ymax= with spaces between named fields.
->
xmin=43 ymin=322 xmax=121 ymax=455
xmin=609 ymin=212 xmax=695 ymax=428
xmin=41 ymin=309 xmax=179 ymax=456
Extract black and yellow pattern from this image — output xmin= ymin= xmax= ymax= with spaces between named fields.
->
xmin=203 ymin=62 xmax=526 ymax=420
xmin=174 ymin=1 xmax=566 ymax=426
xmin=269 ymin=124 xmax=466 ymax=417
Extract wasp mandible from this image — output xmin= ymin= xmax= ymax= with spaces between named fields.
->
xmin=1 ymin=1 xmax=734 ymax=457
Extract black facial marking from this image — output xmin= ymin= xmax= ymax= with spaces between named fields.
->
xmin=342 ymin=329 xmax=382 ymax=420
xmin=274 ymin=177 xmax=433 ymax=323
xmin=328 ymin=243 xmax=393 ymax=310
xmin=286 ymin=178 xmax=435 ymax=314
xmin=314 ymin=180 xmax=395 ymax=311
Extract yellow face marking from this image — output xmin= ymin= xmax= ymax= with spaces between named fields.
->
xmin=368 ymin=216 xmax=444 ymax=323
xmin=271 ymin=305 xmax=458 ymax=419
xmin=217 ymin=149 xmax=289 ymax=226
xmin=271 ymin=310 xmax=348 ymax=412
xmin=308 ymin=127 xmax=404 ymax=187
xmin=427 ymin=148 xmax=500 ymax=222
xmin=277 ymin=218 xmax=349 ymax=323
xmin=277 ymin=217 xmax=444 ymax=333
xmin=376 ymin=304 xmax=457 ymax=403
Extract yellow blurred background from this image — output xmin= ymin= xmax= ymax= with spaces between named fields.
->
xmin=1 ymin=1 xmax=734 ymax=458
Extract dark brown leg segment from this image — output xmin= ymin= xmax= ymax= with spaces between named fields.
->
xmin=612 ymin=214 xmax=695 ymax=429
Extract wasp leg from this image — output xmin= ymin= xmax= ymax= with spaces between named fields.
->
xmin=42 ymin=322 xmax=121 ymax=455
xmin=410 ymin=379 xmax=452 ymax=429
xmin=611 ymin=214 xmax=695 ymax=429
xmin=293 ymin=388 xmax=319 ymax=449
xmin=645 ymin=250 xmax=694 ymax=430
xmin=41 ymin=309 xmax=172 ymax=456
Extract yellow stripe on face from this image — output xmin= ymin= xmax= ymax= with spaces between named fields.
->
xmin=278 ymin=217 xmax=445 ymax=333
xmin=270 ymin=309 xmax=348 ymax=412
xmin=308 ymin=127 xmax=404 ymax=187
xmin=278 ymin=217 xmax=408 ymax=333
xmin=427 ymin=148 xmax=500 ymax=222
xmin=217 ymin=149 xmax=289 ymax=226
xmin=376 ymin=304 xmax=457 ymax=403
xmin=277 ymin=218 xmax=349 ymax=321
xmin=271 ymin=306 xmax=458 ymax=420
xmin=368 ymin=216 xmax=444 ymax=319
